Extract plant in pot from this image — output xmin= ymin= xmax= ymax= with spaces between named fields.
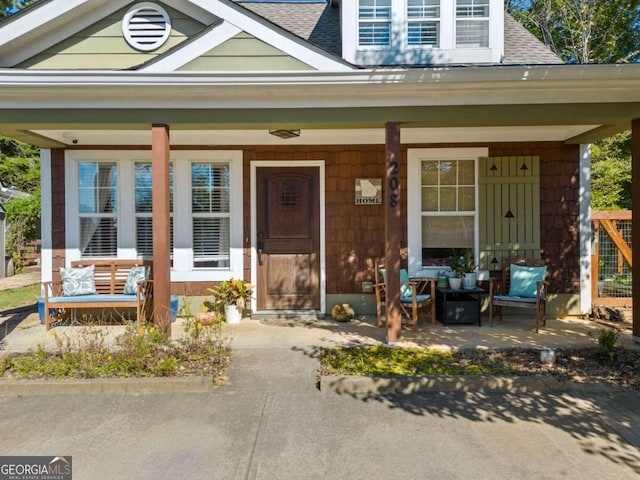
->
xmin=207 ymin=278 xmax=253 ymax=324
xmin=448 ymin=254 xmax=477 ymax=290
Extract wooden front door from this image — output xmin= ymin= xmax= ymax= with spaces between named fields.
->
xmin=256 ymin=167 xmax=320 ymax=310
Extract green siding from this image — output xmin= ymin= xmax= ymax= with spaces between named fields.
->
xmin=19 ymin=2 xmax=207 ymax=70
xmin=178 ymin=33 xmax=315 ymax=71
xmin=479 ymin=156 xmax=541 ymax=270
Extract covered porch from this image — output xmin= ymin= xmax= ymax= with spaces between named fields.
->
xmin=1 ymin=65 xmax=640 ymax=343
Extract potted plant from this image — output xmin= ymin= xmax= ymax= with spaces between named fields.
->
xmin=448 ymin=254 xmax=477 ymax=290
xmin=207 ymin=278 xmax=253 ymax=324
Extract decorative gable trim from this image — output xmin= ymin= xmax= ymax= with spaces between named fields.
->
xmin=142 ymin=0 xmax=352 ymax=72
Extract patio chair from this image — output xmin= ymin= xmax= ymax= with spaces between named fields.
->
xmin=489 ymin=258 xmax=549 ymax=333
xmin=374 ymin=260 xmax=436 ymax=330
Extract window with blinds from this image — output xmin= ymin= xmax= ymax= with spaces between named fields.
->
xmin=135 ymin=163 xmax=173 ymax=261
xmin=407 ymin=0 xmax=440 ymax=47
xmin=456 ymin=0 xmax=489 ymax=48
xmin=78 ymin=162 xmax=117 ymax=257
xmin=420 ymin=159 xmax=476 ymax=265
xmin=358 ymin=0 xmax=391 ymax=46
xmin=191 ymin=163 xmax=230 ymax=268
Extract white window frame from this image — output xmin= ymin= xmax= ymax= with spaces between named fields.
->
xmin=134 ymin=162 xmax=174 ymax=262
xmin=455 ymin=0 xmax=490 ymax=48
xmin=407 ymin=147 xmax=487 ymax=275
xmin=407 ymin=0 xmax=441 ymax=48
xmin=358 ymin=0 xmax=392 ymax=48
xmin=65 ymin=150 xmax=243 ymax=281
xmin=343 ymin=0 xmax=503 ymax=65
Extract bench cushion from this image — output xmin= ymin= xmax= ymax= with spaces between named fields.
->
xmin=48 ymin=294 xmax=138 ymax=305
xmin=493 ymin=294 xmax=537 ymax=304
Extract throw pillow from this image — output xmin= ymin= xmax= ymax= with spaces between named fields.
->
xmin=508 ymin=264 xmax=547 ymax=298
xmin=124 ymin=266 xmax=148 ymax=295
xmin=60 ymin=265 xmax=96 ymax=296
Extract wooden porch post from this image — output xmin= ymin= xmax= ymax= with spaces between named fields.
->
xmin=632 ymin=119 xmax=640 ymax=343
xmin=385 ymin=122 xmax=402 ymax=344
xmin=152 ymin=124 xmax=171 ymax=336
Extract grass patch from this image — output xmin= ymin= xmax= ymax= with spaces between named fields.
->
xmin=0 ymin=318 xmax=231 ymax=383
xmin=0 ymin=284 xmax=40 ymax=311
xmin=320 ymin=345 xmax=520 ymax=377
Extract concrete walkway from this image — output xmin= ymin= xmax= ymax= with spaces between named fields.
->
xmin=1 ymin=269 xmax=640 ymax=478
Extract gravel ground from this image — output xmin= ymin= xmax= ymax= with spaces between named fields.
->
xmin=463 ymin=347 xmax=640 ymax=391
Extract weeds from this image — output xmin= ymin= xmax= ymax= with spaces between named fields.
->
xmin=320 ymin=345 xmax=519 ymax=377
xmin=0 ymin=319 xmax=231 ymax=382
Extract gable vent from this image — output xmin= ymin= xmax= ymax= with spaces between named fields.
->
xmin=122 ymin=2 xmax=171 ymax=52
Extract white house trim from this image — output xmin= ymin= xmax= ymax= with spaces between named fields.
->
xmin=579 ymin=144 xmax=592 ymax=316
xmin=63 ymin=149 xmax=243 ymax=281
xmin=40 ymin=149 xmax=53 ymax=284
xmin=185 ymin=0 xmax=352 ymax=72
xmin=250 ymin=160 xmax=326 ymax=315
xmin=141 ymin=22 xmax=241 ymax=72
xmin=407 ymin=147 xmax=488 ymax=275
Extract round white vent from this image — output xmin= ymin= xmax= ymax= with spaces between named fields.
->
xmin=122 ymin=2 xmax=172 ymax=52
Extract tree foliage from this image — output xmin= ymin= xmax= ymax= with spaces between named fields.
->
xmin=0 ymin=138 xmax=40 ymax=192
xmin=590 ymin=133 xmax=632 ymax=211
xmin=1 ymin=0 xmax=37 ymax=17
xmin=508 ymin=1 xmax=639 ymax=210
xmin=507 ymin=0 xmax=640 ymax=64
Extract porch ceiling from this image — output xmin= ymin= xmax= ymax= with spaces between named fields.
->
xmin=1 ymin=64 xmax=640 ymax=146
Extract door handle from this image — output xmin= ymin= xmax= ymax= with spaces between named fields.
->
xmin=257 ymin=242 xmax=264 ymax=266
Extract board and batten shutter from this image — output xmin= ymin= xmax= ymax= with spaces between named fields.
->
xmin=479 ymin=156 xmax=541 ymax=272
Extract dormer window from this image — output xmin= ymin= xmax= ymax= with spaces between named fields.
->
xmin=345 ymin=0 xmax=503 ymax=65
xmin=456 ymin=0 xmax=490 ymax=48
xmin=358 ymin=0 xmax=391 ymax=47
xmin=407 ymin=0 xmax=440 ymax=47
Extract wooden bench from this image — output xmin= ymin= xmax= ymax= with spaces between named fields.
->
xmin=42 ymin=259 xmax=153 ymax=330
xmin=489 ymin=258 xmax=549 ymax=333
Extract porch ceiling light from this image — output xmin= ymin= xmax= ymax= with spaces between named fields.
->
xmin=269 ymin=129 xmax=300 ymax=139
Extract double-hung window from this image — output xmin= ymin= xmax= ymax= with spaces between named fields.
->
xmin=419 ymin=159 xmax=476 ymax=265
xmin=456 ymin=0 xmax=489 ymax=48
xmin=78 ymin=162 xmax=118 ymax=258
xmin=134 ymin=163 xmax=173 ymax=261
xmin=407 ymin=0 xmax=440 ymax=47
xmin=358 ymin=0 xmax=391 ymax=47
xmin=191 ymin=162 xmax=231 ymax=268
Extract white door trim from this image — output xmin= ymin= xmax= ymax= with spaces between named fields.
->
xmin=250 ymin=160 xmax=326 ymax=314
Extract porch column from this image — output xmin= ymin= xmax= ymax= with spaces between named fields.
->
xmin=152 ymin=124 xmax=171 ymax=336
xmin=385 ymin=122 xmax=402 ymax=344
xmin=632 ymin=119 xmax=640 ymax=343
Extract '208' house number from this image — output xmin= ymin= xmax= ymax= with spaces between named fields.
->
xmin=388 ymin=158 xmax=399 ymax=208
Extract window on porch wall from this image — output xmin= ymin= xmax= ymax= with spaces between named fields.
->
xmin=358 ymin=0 xmax=391 ymax=46
xmin=456 ymin=0 xmax=489 ymax=48
xmin=135 ymin=163 xmax=174 ymax=265
xmin=191 ymin=162 xmax=231 ymax=268
xmin=420 ymin=159 xmax=476 ymax=266
xmin=78 ymin=162 xmax=117 ymax=257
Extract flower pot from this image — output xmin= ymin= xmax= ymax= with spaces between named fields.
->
xmin=449 ymin=277 xmax=462 ymax=290
xmin=224 ymin=304 xmax=243 ymax=324
xmin=462 ymin=272 xmax=477 ymax=289
xmin=195 ymin=311 xmax=217 ymax=326
xmin=436 ymin=275 xmax=449 ymax=288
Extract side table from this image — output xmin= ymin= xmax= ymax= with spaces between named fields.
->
xmin=436 ymin=286 xmax=484 ymax=326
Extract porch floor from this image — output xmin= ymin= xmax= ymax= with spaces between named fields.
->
xmin=1 ymin=309 xmax=638 ymax=355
